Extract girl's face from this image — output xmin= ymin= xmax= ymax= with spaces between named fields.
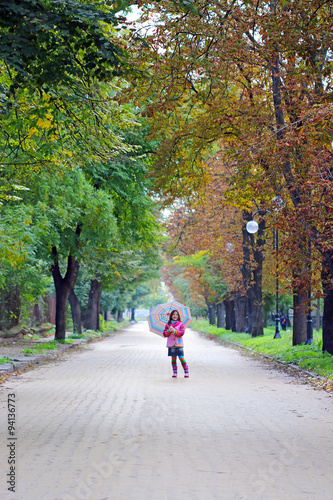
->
xmin=171 ymin=311 xmax=179 ymax=321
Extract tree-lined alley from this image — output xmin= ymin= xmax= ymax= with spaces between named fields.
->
xmin=1 ymin=0 xmax=333 ymax=357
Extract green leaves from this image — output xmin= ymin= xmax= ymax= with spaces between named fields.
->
xmin=0 ymin=0 xmax=128 ymax=89
xmin=0 ymin=0 xmax=163 ymax=332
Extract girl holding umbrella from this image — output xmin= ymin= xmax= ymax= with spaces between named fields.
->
xmin=163 ymin=309 xmax=189 ymax=378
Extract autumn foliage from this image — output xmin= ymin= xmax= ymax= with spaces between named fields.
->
xmin=126 ymin=0 xmax=333 ymax=351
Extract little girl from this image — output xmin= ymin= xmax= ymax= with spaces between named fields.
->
xmin=163 ymin=309 xmax=189 ymax=378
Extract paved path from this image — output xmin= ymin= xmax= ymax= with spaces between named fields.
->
xmin=0 ymin=322 xmax=333 ymax=500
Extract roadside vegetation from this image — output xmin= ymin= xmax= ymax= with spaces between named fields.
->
xmin=191 ymin=319 xmax=333 ymax=381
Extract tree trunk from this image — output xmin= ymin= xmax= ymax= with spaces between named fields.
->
xmin=292 ymin=287 xmax=307 ymax=345
xmin=234 ymin=292 xmax=247 ymax=333
xmin=231 ymin=301 xmax=236 ymax=332
xmin=216 ymin=302 xmax=225 ymax=328
xmin=292 ymin=238 xmax=311 ymax=345
xmin=208 ymin=301 xmax=216 ymax=326
xmin=225 ymin=299 xmax=235 ymax=331
xmin=246 ymin=298 xmax=252 ymax=333
xmin=242 ymin=211 xmax=265 ymax=337
xmin=55 ymin=286 xmax=69 ymax=339
xmin=84 ymin=280 xmax=101 ymax=331
xmin=68 ymin=289 xmax=82 ymax=334
xmin=269 ymin=3 xmax=333 ymax=351
xmin=250 ymin=223 xmax=265 ymax=337
xmin=45 ymin=295 xmax=56 ymax=324
xmin=315 ymin=298 xmax=320 ymax=331
xmin=31 ymin=299 xmax=43 ymax=326
xmin=51 ymin=253 xmax=79 ymax=341
xmin=322 ymin=255 xmax=333 ymax=354
xmin=224 ymin=299 xmax=231 ymax=330
xmin=322 ymin=288 xmax=333 ymax=354
xmin=117 ymin=309 xmax=124 ymax=322
xmin=0 ymin=285 xmax=21 ymax=329
xmin=130 ymin=308 xmax=135 ymax=321
xmin=97 ymin=287 xmax=102 ymax=331
xmin=248 ymin=287 xmax=263 ymax=337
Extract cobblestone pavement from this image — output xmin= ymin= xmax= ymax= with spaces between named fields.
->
xmin=0 ymin=322 xmax=333 ymax=500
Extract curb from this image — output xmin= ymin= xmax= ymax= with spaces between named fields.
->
xmin=0 ymin=325 xmax=128 ymax=377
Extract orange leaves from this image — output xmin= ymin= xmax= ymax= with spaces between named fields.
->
xmin=130 ymin=0 xmax=333 ymax=309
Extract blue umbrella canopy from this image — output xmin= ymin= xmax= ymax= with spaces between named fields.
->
xmin=147 ymin=301 xmax=192 ymax=336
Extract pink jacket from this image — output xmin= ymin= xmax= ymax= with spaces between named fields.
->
xmin=163 ymin=320 xmax=185 ymax=348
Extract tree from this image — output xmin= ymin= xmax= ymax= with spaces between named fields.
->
xmin=0 ymin=204 xmax=48 ymax=329
xmin=128 ymin=285 xmax=150 ymax=321
xmin=0 ymin=0 xmax=134 ymax=199
xmin=0 ymin=0 xmax=128 ymax=89
xmin=0 ymin=1 xmax=163 ymax=339
xmin=138 ymin=279 xmax=172 ymax=310
xmin=78 ymin=119 xmax=162 ymax=330
xmin=127 ymin=0 xmax=333 ymax=351
xmin=26 ymin=167 xmax=119 ymax=339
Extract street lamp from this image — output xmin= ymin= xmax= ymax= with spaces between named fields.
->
xmin=246 ymin=220 xmax=259 ymax=235
xmin=246 ymin=211 xmax=281 ymax=339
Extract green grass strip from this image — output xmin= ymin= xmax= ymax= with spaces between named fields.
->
xmin=191 ymin=319 xmax=333 ymax=380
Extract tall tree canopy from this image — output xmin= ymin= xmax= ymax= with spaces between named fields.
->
xmin=126 ymin=0 xmax=333 ymax=351
xmin=0 ymin=0 xmax=127 ymax=88
xmin=0 ymin=1 xmax=163 ymax=337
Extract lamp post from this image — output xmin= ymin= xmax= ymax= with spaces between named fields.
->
xmin=246 ymin=211 xmax=281 ymax=339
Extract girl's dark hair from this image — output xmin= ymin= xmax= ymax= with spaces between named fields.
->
xmin=168 ymin=309 xmax=181 ymax=324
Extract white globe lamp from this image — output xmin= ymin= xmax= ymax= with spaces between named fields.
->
xmin=246 ymin=220 xmax=259 ymax=234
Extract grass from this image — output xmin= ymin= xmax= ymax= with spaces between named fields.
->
xmin=0 ymin=356 xmax=11 ymax=364
xmin=191 ymin=318 xmax=333 ymax=381
xmin=103 ymin=318 xmax=130 ymax=331
xmin=67 ymin=333 xmax=84 ymax=339
xmin=67 ymin=331 xmax=102 ymax=339
xmin=67 ymin=318 xmax=129 ymax=340
xmin=23 ymin=341 xmax=63 ymax=354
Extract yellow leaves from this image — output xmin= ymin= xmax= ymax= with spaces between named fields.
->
xmin=6 ymin=251 xmax=26 ymax=266
xmin=112 ymin=263 xmax=121 ymax=277
xmin=27 ymin=111 xmax=54 ymax=137
xmin=28 ymin=127 xmax=38 ymax=138
xmin=0 ymin=237 xmax=27 ymax=266
xmin=174 ymin=250 xmax=210 ymax=269
xmin=36 ymin=117 xmax=53 ymax=129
